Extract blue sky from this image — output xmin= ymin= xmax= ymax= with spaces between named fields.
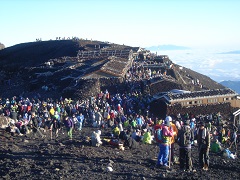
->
xmin=1 ymin=0 xmax=240 ymax=49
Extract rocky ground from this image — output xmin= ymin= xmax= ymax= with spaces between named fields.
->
xmin=0 ymin=125 xmax=239 ymax=180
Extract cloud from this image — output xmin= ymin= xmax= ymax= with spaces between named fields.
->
xmin=199 ymin=58 xmax=223 ymax=68
xmin=159 ymin=48 xmax=240 ymax=81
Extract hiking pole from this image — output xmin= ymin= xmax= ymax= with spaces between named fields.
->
xmin=169 ymin=143 xmax=171 ymax=168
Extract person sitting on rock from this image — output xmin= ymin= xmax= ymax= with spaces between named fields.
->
xmin=6 ymin=122 xmax=23 ymax=136
xmin=124 ymin=135 xmax=138 ymax=149
xmin=210 ymin=138 xmax=222 ymax=154
xmin=131 ymin=129 xmax=141 ymax=142
xmin=142 ymin=129 xmax=153 ymax=144
xmin=112 ymin=126 xmax=120 ymax=138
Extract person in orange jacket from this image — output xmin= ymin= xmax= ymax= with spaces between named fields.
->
xmin=166 ymin=116 xmax=178 ymax=164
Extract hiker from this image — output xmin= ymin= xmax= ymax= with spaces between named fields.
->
xmin=136 ymin=114 xmax=143 ymax=129
xmin=177 ymin=120 xmax=194 ymax=171
xmin=95 ymin=109 xmax=103 ymax=127
xmin=72 ymin=114 xmax=78 ymax=130
xmin=124 ymin=135 xmax=139 ymax=149
xmin=156 ymin=118 xmax=173 ymax=168
xmin=229 ymin=125 xmax=238 ymax=150
xmin=30 ymin=112 xmax=45 ymax=139
xmin=112 ymin=126 xmax=120 ymax=138
xmin=167 ymin=116 xmax=178 ymax=164
xmin=76 ymin=112 xmax=84 ymax=131
xmin=6 ymin=121 xmax=23 ymax=136
xmin=197 ymin=122 xmax=210 ymax=171
xmin=210 ymin=138 xmax=222 ymax=153
xmin=49 ymin=117 xmax=61 ymax=140
xmin=142 ymin=129 xmax=153 ymax=144
xmin=91 ymin=130 xmax=102 ymax=147
xmin=131 ymin=129 xmax=141 ymax=142
xmin=63 ymin=116 xmax=74 ymax=140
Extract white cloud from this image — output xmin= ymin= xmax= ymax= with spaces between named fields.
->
xmin=158 ymin=48 xmax=240 ymax=81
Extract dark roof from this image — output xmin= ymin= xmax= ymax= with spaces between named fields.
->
xmin=168 ymin=88 xmax=237 ymax=101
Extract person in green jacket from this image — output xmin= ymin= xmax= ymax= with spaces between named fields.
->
xmin=131 ymin=119 xmax=137 ymax=128
xmin=210 ymin=139 xmax=222 ymax=153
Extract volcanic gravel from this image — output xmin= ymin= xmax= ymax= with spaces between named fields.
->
xmin=0 ymin=126 xmax=239 ymax=180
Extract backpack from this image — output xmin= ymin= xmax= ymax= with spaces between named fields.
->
xmin=154 ymin=125 xmax=163 ymax=143
xmin=178 ymin=125 xmax=192 ymax=146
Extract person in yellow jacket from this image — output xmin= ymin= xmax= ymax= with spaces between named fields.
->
xmin=49 ymin=106 xmax=55 ymax=118
xmin=166 ymin=116 xmax=178 ymax=164
xmin=142 ymin=129 xmax=153 ymax=144
xmin=113 ymin=126 xmax=120 ymax=138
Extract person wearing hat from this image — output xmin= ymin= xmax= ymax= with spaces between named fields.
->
xmin=197 ymin=121 xmax=210 ymax=171
xmin=167 ymin=116 xmax=178 ymax=164
xmin=63 ymin=116 xmax=74 ymax=140
xmin=177 ymin=119 xmax=194 ymax=171
xmin=156 ymin=117 xmax=173 ymax=168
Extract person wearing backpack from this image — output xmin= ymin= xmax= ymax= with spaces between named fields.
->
xmin=168 ymin=116 xmax=178 ymax=164
xmin=155 ymin=118 xmax=173 ymax=168
xmin=197 ymin=121 xmax=210 ymax=171
xmin=177 ymin=119 xmax=194 ymax=171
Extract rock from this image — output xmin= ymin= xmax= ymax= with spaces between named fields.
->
xmin=106 ymin=166 xmax=113 ymax=172
xmin=23 ymin=139 xmax=29 ymax=143
xmin=59 ymin=143 xmax=65 ymax=147
xmin=55 ymin=168 xmax=60 ymax=171
xmin=109 ymin=159 xmax=114 ymax=164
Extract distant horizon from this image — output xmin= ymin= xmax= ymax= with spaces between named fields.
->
xmin=2 ymin=39 xmax=240 ymax=53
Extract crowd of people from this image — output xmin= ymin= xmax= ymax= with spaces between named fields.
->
xmin=0 ymin=88 xmax=238 ymax=172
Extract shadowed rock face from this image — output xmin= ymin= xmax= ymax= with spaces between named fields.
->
xmin=0 ymin=39 xmax=225 ymax=99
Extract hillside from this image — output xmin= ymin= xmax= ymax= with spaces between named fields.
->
xmin=220 ymin=80 xmax=240 ymax=94
xmin=0 ymin=39 xmax=225 ymax=99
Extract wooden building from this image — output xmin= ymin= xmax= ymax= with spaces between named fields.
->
xmin=166 ymin=88 xmax=240 ymax=108
xmin=150 ymin=88 xmax=240 ymax=118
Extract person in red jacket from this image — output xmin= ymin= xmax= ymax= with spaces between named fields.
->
xmin=156 ymin=118 xmax=173 ymax=168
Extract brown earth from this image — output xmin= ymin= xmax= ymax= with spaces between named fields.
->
xmin=0 ymin=125 xmax=239 ymax=180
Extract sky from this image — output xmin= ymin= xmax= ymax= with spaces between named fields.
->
xmin=1 ymin=0 xmax=240 ymax=49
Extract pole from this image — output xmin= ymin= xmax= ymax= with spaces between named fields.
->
xmin=169 ymin=143 xmax=171 ymax=168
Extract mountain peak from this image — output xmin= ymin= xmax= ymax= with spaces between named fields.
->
xmin=0 ymin=40 xmax=223 ymax=99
